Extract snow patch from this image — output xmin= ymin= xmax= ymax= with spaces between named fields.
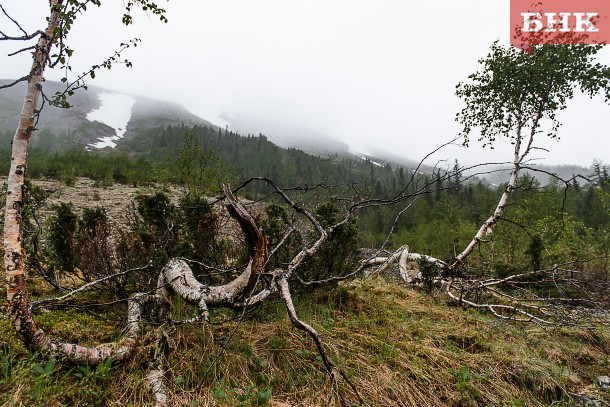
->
xmin=347 ymin=141 xmax=371 ymax=157
xmin=352 ymin=153 xmax=384 ymax=167
xmin=86 ymin=93 xmax=136 ymax=149
xmin=348 ymin=143 xmax=384 ymax=167
xmin=186 ymin=106 xmax=232 ymax=129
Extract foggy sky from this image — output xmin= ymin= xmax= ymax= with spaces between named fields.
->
xmin=1 ymin=0 xmax=609 ymax=166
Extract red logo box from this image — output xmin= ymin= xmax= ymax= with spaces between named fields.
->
xmin=510 ymin=0 xmax=610 ymax=50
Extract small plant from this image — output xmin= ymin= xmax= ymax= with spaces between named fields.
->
xmin=74 ymin=357 xmax=112 ymax=384
xmin=28 ymin=357 xmax=57 ymax=400
xmin=379 ymin=341 xmax=397 ymax=362
xmin=59 ymin=166 xmax=77 ymax=186
xmin=211 ymin=385 xmax=227 ymax=402
xmin=450 ymin=365 xmax=488 ymax=405
xmin=73 ymin=358 xmax=113 ymax=401
xmin=235 ymin=385 xmax=272 ymax=406
xmin=418 ymin=257 xmax=440 ymax=294
xmin=0 ymin=346 xmax=16 ymax=383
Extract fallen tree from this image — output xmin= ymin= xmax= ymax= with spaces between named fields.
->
xmin=15 ymin=180 xmax=369 ymax=404
xmin=1 ymin=5 xmax=365 ymax=400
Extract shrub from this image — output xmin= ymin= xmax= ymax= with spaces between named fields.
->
xmin=46 ymin=202 xmax=78 ymax=272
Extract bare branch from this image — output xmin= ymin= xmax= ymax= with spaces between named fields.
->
xmin=278 ymin=277 xmax=363 ymax=405
xmin=31 ymin=263 xmax=152 ymax=312
xmin=0 ymin=29 xmax=42 ymax=41
xmin=0 ymin=3 xmax=31 ymax=37
xmin=0 ymin=76 xmax=29 ymax=90
xmin=7 ymin=45 xmax=36 ymax=57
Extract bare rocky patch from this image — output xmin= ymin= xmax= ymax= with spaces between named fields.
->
xmin=31 ymin=178 xmax=181 ymax=228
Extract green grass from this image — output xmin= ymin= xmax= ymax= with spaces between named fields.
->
xmin=1 ymin=277 xmax=609 ymax=406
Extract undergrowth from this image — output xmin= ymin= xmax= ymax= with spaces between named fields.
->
xmin=1 ymin=277 xmax=609 ymax=406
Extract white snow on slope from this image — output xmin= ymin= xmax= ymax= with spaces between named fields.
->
xmin=348 ymin=142 xmax=384 ymax=167
xmin=86 ymin=93 xmax=136 ymax=149
xmin=348 ymin=141 xmax=371 ymax=157
xmin=187 ymin=106 xmax=232 ymax=129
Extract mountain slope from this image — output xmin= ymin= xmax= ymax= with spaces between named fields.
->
xmin=0 ymin=79 xmax=214 ymax=151
xmin=1 ymin=80 xmax=431 ymax=172
xmin=1 ymin=80 xmax=445 ymax=179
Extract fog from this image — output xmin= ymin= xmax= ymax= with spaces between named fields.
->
xmin=1 ymin=0 xmax=609 ymax=166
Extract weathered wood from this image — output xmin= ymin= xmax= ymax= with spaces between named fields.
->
xmin=158 ymin=184 xmax=269 ymax=311
xmin=364 ymin=246 xmax=446 ymax=283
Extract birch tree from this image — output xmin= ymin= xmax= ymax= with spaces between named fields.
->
xmin=450 ymin=42 xmax=610 ymax=271
xmin=1 ymin=1 xmax=174 ymax=403
xmin=366 ymin=43 xmax=610 ymax=324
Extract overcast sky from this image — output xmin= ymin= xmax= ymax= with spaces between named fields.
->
xmin=1 ymin=0 xmax=609 ymax=166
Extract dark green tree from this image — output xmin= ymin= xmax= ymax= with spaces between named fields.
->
xmin=177 ymin=129 xmax=230 ymax=196
xmin=301 ymin=202 xmax=359 ymax=282
xmin=177 ymin=193 xmax=219 ymax=266
xmin=45 ymin=203 xmax=78 ymax=272
xmin=261 ymin=203 xmax=302 ymax=269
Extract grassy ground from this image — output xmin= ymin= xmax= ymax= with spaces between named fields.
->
xmin=1 ymin=277 xmax=609 ymax=406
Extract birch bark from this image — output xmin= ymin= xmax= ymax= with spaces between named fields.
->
xmin=5 ymin=0 xmax=61 ymax=351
